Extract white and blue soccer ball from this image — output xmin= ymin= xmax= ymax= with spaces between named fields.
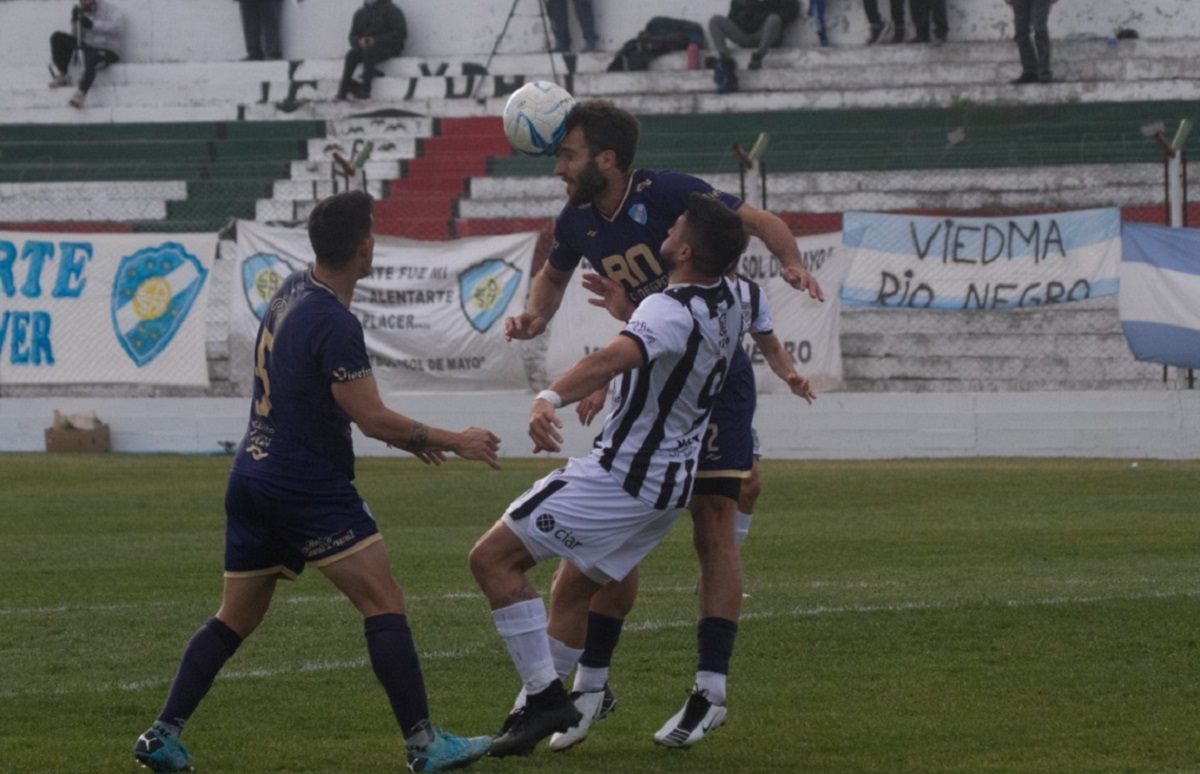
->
xmin=502 ymin=81 xmax=575 ymax=157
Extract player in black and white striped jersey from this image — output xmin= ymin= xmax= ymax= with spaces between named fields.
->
xmin=470 ymin=193 xmax=748 ymax=758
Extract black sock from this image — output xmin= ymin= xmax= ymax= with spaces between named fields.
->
xmin=578 ymin=612 xmax=624 ymax=669
xmin=157 ymin=617 xmax=242 ymax=730
xmin=364 ymin=613 xmax=429 ymax=737
xmin=696 ymin=616 xmax=738 ymax=675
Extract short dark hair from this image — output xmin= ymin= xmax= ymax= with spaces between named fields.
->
xmin=307 ymin=190 xmax=374 ymax=269
xmin=564 ymin=99 xmax=640 ymax=172
xmin=681 ymin=193 xmax=746 ymax=278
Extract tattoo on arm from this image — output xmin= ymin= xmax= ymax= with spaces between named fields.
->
xmin=408 ymin=423 xmax=429 ymax=451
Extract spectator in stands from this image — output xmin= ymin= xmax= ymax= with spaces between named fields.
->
xmin=909 ymin=0 xmax=948 ymax=43
xmin=336 ymin=0 xmax=407 ymax=101
xmin=47 ymin=0 xmax=123 ymax=109
xmin=1006 ymin=0 xmax=1056 ymax=84
xmin=235 ymin=0 xmax=284 ymax=61
xmin=545 ymin=0 xmax=599 ymax=53
xmin=808 ymin=0 xmax=830 ymax=46
xmin=708 ymin=0 xmax=801 ymax=93
xmin=862 ymin=0 xmax=901 ymax=44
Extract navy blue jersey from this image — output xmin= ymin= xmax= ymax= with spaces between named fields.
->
xmin=549 ymin=169 xmax=743 ymax=307
xmin=232 ymin=269 xmax=373 ymax=489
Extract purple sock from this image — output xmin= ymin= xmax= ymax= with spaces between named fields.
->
xmin=157 ymin=617 xmax=242 ymax=730
xmin=578 ymin=612 xmax=624 ymax=669
xmin=364 ymin=613 xmax=429 ymax=737
xmin=696 ymin=616 xmax=738 ymax=675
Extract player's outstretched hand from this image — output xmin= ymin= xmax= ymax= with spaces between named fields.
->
xmin=505 ymin=312 xmax=547 ymax=341
xmin=456 ymin=427 xmax=501 ymax=469
xmin=529 ymin=400 xmax=564 ymax=454
xmin=581 ymin=273 xmax=635 ymax=323
xmin=782 ymin=265 xmax=825 ymax=302
xmin=576 ymin=385 xmax=607 ymax=426
xmin=788 ymin=374 xmax=816 ymax=404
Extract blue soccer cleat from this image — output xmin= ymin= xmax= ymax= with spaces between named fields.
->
xmin=133 ymin=723 xmax=193 ymax=772
xmin=406 ymin=726 xmax=491 ymax=772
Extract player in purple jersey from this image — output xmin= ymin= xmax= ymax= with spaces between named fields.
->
xmin=473 ymin=193 xmax=747 ymax=757
xmin=133 ymin=191 xmax=500 ymax=774
xmin=503 ymin=100 xmax=823 ymax=748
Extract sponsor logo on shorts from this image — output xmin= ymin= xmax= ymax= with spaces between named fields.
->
xmin=535 ymin=512 xmax=584 ymax=549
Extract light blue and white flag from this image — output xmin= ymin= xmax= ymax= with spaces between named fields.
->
xmin=1119 ymin=222 xmax=1200 ymax=369
xmin=841 ymin=208 xmax=1121 ymax=310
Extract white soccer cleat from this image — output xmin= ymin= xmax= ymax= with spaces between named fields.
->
xmin=653 ymin=688 xmax=727 ymax=748
xmin=548 ymin=683 xmax=617 ymax=751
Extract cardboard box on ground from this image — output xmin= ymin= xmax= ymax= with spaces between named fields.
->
xmin=45 ymin=410 xmax=111 ymax=453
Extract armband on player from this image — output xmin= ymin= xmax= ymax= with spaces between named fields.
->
xmin=535 ymin=389 xmax=563 ymax=409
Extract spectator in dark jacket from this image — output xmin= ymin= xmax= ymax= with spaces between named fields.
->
xmin=337 ymin=0 xmax=407 ymax=100
xmin=708 ymin=0 xmax=800 ymax=93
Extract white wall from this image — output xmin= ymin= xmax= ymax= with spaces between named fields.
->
xmin=3 ymin=390 xmax=1197 ymax=459
xmin=1 ymin=0 xmax=1193 ymax=66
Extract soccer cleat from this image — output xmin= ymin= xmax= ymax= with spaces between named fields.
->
xmin=68 ymin=90 xmax=86 ymax=108
xmin=133 ymin=724 xmax=193 ymax=773
xmin=489 ymin=683 xmax=582 ymax=758
xmin=653 ymin=688 xmax=727 ymax=748
xmin=406 ymin=726 xmax=491 ymax=772
xmin=548 ymin=682 xmax=618 ymax=751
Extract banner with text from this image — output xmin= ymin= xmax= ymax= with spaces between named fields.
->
xmin=1119 ymin=222 xmax=1200 ymax=369
xmin=841 ymin=208 xmax=1121 ymax=310
xmin=543 ymin=232 xmax=847 ymax=393
xmin=0 ymin=230 xmax=215 ymax=385
xmin=236 ymin=221 xmax=536 ymax=392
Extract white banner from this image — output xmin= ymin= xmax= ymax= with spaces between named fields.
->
xmin=235 ymin=221 xmax=536 ymax=392
xmin=841 ymin=208 xmax=1122 ymax=310
xmin=0 ymin=230 xmax=215 ymax=385
xmin=738 ymin=232 xmax=848 ymax=393
xmin=544 ymin=232 xmax=847 ymax=393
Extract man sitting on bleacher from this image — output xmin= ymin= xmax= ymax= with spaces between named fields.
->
xmin=48 ymin=0 xmax=124 ymax=109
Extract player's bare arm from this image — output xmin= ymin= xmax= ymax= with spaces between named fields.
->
xmin=529 ymin=334 xmax=644 ymax=453
xmin=738 ymin=203 xmax=825 ymax=302
xmin=751 ymin=331 xmax=816 ymax=404
xmin=505 ymin=263 xmax=574 ymax=341
xmin=332 ymin=375 xmax=502 ymax=468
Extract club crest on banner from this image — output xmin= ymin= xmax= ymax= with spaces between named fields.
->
xmin=110 ymin=242 xmax=208 ymax=367
xmin=242 ymin=253 xmax=304 ymax=320
xmin=458 ymin=258 xmax=522 ymax=333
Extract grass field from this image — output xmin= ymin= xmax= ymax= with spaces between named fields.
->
xmin=2 ymin=453 xmax=1199 ymax=773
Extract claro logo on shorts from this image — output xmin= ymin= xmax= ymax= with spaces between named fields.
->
xmin=536 ymin=512 xmax=584 ymax=548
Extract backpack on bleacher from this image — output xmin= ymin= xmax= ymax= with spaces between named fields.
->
xmin=607 ymin=16 xmax=706 ymax=72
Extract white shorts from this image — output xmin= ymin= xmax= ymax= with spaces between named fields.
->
xmin=501 ymin=456 xmax=685 ymax=585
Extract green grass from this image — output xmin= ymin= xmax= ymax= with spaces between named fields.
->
xmin=2 ymin=455 xmax=1199 ymax=773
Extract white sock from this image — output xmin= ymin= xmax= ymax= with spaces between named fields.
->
xmin=734 ymin=511 xmax=753 ymax=550
xmin=549 ymin=636 xmax=583 ymax=681
xmin=491 ymin=599 xmax=557 ymax=695
xmin=695 ymin=670 xmax=727 ymax=705
xmin=572 ymin=664 xmax=609 ymax=693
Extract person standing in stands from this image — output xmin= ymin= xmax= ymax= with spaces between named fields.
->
xmin=234 ymin=0 xmax=285 ymax=61
xmin=545 ymin=0 xmax=599 ymax=53
xmin=1005 ymin=0 xmax=1057 ymax=84
xmin=337 ymin=0 xmax=407 ymax=101
xmin=909 ymin=0 xmax=948 ymax=44
xmin=47 ymin=0 xmax=123 ymax=109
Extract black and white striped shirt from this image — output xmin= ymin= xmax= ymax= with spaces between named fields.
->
xmin=591 ymin=276 xmax=744 ymax=509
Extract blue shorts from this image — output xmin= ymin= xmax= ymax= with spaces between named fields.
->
xmin=695 ymin=362 xmax=756 ymax=497
xmin=223 ymin=472 xmax=382 ymax=579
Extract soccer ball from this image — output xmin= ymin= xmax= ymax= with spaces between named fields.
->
xmin=502 ymin=81 xmax=575 ymax=157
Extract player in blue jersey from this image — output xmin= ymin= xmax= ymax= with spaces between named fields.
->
xmin=133 ymin=191 xmax=500 ymax=774
xmin=503 ymin=100 xmax=823 ymax=748
xmin=473 ymin=193 xmax=748 ymax=757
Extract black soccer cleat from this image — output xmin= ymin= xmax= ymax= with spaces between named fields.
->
xmin=489 ymin=681 xmax=582 ymax=758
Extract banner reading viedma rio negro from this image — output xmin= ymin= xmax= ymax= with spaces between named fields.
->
xmin=0 ymin=230 xmax=216 ymax=385
xmin=841 ymin=208 xmax=1121 ymax=310
xmin=236 ymin=221 xmax=536 ymax=392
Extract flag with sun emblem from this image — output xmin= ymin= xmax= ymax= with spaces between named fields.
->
xmin=111 ymin=242 xmax=208 ymax=367
xmin=458 ymin=258 xmax=523 ymax=333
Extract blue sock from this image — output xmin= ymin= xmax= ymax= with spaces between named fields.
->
xmin=364 ymin=613 xmax=429 ymax=738
xmin=696 ymin=616 xmax=738 ymax=675
xmin=578 ymin=612 xmax=624 ymax=669
xmin=157 ymin=617 xmax=242 ymax=731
